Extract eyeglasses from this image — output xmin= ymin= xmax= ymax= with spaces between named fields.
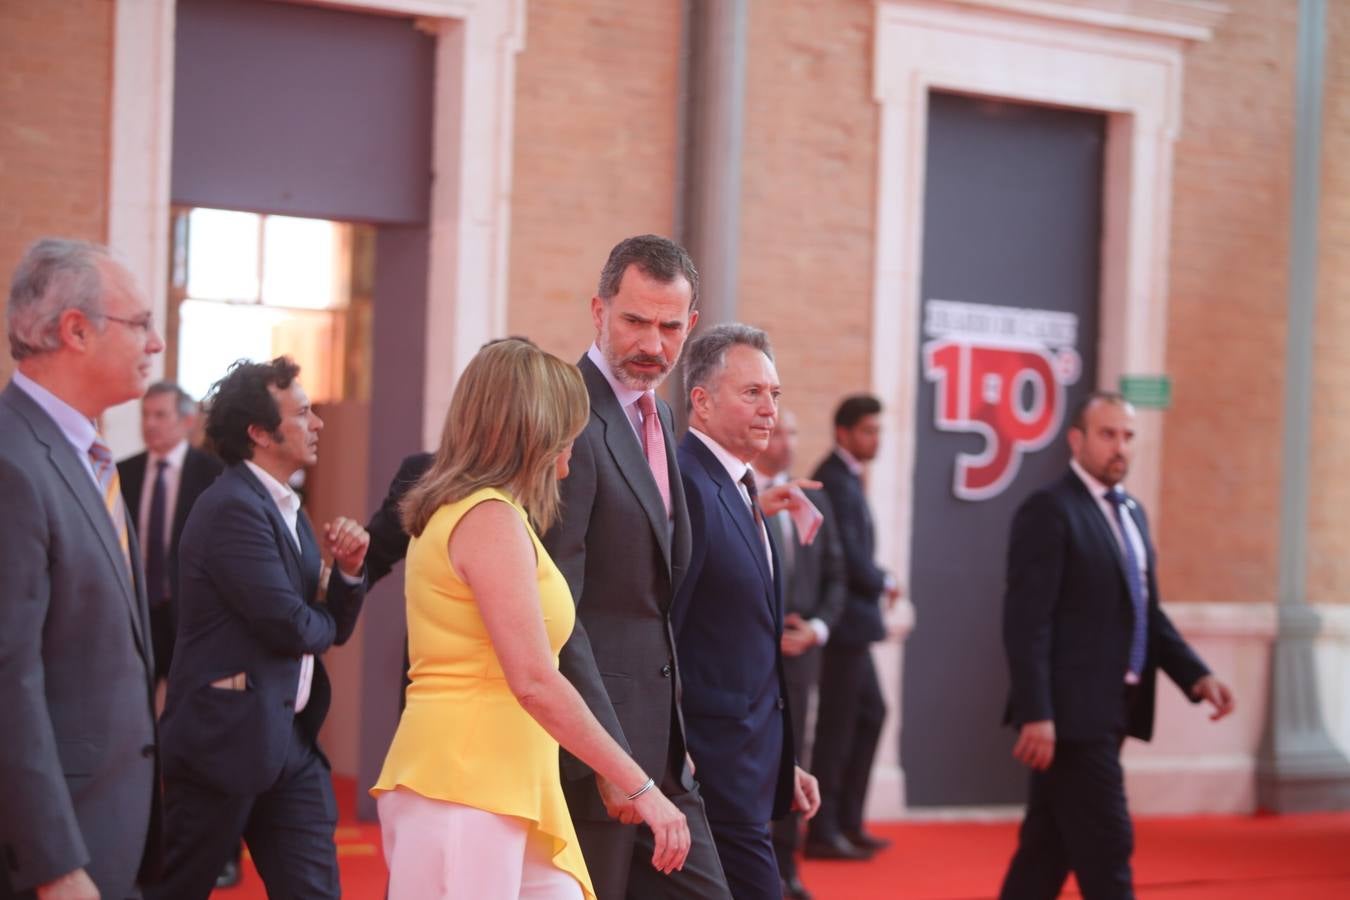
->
xmin=95 ymin=313 xmax=157 ymax=335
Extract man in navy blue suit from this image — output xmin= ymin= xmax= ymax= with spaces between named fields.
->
xmin=999 ymin=392 xmax=1235 ymax=899
xmin=673 ymin=324 xmax=820 ymax=899
xmin=150 ymin=357 xmax=370 ymax=900
xmin=805 ymin=394 xmax=898 ymax=861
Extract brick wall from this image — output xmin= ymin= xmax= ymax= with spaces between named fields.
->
xmin=1308 ymin=0 xmax=1350 ymax=604
xmin=506 ymin=0 xmax=684 ymax=361
xmin=737 ymin=0 xmax=878 ymax=473
xmin=1157 ymin=0 xmax=1298 ymax=604
xmin=0 ymin=0 xmax=114 ymax=383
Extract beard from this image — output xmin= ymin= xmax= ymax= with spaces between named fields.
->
xmin=600 ymin=331 xmax=672 ymax=391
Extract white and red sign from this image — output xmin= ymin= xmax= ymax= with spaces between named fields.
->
xmin=923 ymin=299 xmax=1081 ymax=502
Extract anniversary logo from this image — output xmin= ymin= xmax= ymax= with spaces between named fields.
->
xmin=922 ymin=299 xmax=1082 ymax=501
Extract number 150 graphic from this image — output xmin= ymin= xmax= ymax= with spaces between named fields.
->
xmin=923 ymin=339 xmax=1081 ymax=501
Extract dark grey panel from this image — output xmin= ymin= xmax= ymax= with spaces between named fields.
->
xmin=356 ymin=225 xmax=429 ymax=820
xmin=903 ymin=91 xmax=1104 ymax=806
xmin=173 ymin=0 xmax=433 ymax=224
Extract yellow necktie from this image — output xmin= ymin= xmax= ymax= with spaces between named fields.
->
xmin=88 ymin=435 xmax=133 ymax=580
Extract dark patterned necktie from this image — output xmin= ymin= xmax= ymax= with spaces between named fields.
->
xmin=145 ymin=459 xmax=169 ymax=606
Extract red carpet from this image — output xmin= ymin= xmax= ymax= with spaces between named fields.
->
xmin=212 ymin=777 xmax=1350 ymax=898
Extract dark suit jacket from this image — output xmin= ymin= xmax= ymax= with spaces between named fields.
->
xmin=118 ymin=446 xmax=223 ymax=606
xmin=812 ymin=451 xmax=887 ymax=646
xmin=364 ymin=452 xmax=433 ymax=587
xmin=674 ymin=435 xmax=794 ymax=825
xmin=159 ymin=464 xmax=366 ymax=796
xmin=0 ymin=382 xmax=160 ymax=898
xmin=1002 ymin=469 xmax=1210 ymax=742
xmin=769 ymin=487 xmax=847 ymax=688
xmin=541 ymin=354 xmax=694 ymax=822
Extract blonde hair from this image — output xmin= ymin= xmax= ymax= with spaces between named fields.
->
xmin=401 ymin=337 xmax=589 ymax=536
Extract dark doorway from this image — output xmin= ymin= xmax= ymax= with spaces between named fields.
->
xmin=902 ymin=91 xmax=1105 ymax=806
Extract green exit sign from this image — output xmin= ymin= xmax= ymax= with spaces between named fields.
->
xmin=1119 ymin=374 xmax=1172 ymax=410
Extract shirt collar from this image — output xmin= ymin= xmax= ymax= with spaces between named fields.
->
xmin=151 ymin=439 xmax=190 ymax=470
xmin=244 ymin=460 xmax=300 ymax=514
xmin=11 ymin=370 xmax=99 ymax=455
xmin=689 ymin=428 xmax=752 ymax=486
xmin=1070 ymin=458 xmax=1119 ymax=501
xmin=587 ymin=342 xmax=650 ymax=412
xmin=834 ymin=445 xmax=864 ymax=477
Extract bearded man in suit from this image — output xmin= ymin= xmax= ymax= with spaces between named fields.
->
xmin=999 ymin=391 xmax=1235 ymax=899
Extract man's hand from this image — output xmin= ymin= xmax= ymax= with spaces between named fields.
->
xmin=883 ymin=574 xmax=903 ymax=609
xmin=1012 ymin=720 xmax=1055 ymax=771
xmin=324 ymin=516 xmax=371 ymax=578
xmin=1191 ymin=674 xmax=1236 ymax=721
xmin=757 ymin=479 xmax=822 ymax=516
xmin=36 ymin=868 xmax=99 ymax=900
xmin=597 ymin=774 xmax=640 ymax=825
xmin=781 ymin=613 xmax=817 ymax=657
xmin=792 ymin=765 xmax=821 ymax=819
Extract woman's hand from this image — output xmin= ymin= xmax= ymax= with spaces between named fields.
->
xmin=632 ymin=787 xmax=691 ymax=874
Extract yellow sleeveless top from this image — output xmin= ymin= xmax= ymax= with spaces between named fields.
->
xmin=371 ymin=487 xmax=594 ymax=899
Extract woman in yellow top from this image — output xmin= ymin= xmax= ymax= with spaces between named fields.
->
xmin=372 ymin=338 xmax=689 ymax=899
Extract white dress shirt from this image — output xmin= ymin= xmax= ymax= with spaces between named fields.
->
xmin=244 ymin=460 xmax=313 ymax=714
xmin=137 ymin=439 xmax=189 ymax=569
xmin=1070 ymin=459 xmax=1150 ymax=684
xmin=689 ymin=428 xmax=773 ymax=576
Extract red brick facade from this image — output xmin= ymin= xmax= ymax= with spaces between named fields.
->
xmin=0 ymin=0 xmax=114 ymax=383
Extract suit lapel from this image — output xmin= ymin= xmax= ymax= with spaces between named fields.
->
xmin=686 ymin=435 xmax=774 ymax=589
xmin=1063 ymin=471 xmax=1132 ymax=596
xmin=235 ymin=464 xmax=309 ymax=597
xmin=4 ymin=384 xmax=150 ymax=660
xmin=297 ymin=511 xmax=322 ymax=601
xmin=579 ymin=355 xmax=673 ymax=570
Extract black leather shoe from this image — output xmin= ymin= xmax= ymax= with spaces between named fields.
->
xmin=843 ymin=829 xmax=892 ymax=852
xmin=215 ymin=859 xmax=241 ymax=889
xmin=803 ymin=834 xmax=872 ymax=860
xmin=782 ymin=874 xmax=814 ymax=899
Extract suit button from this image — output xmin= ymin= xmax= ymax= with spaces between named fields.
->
xmin=776 ymin=697 xmax=786 ymax=710
xmin=141 ymin=744 xmax=156 ymax=758
xmin=283 ymin=698 xmax=294 ymax=709
xmin=660 ymin=663 xmax=673 ymax=678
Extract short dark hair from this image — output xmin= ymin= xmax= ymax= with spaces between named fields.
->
xmin=144 ymin=380 xmax=196 ymax=418
xmin=597 ymin=234 xmax=699 ymax=309
xmin=834 ymin=394 xmax=882 ymax=430
xmin=204 ymin=357 xmax=301 ymax=465
xmin=1069 ymin=391 xmax=1130 ymax=431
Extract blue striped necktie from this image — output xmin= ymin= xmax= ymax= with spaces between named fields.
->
xmin=1105 ymin=488 xmax=1147 ymax=678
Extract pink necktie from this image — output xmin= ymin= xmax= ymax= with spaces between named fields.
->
xmin=636 ymin=393 xmax=671 ymax=517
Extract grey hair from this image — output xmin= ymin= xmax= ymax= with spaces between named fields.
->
xmin=683 ymin=323 xmax=774 ymax=410
xmin=7 ymin=238 xmax=111 ymax=361
xmin=597 ymin=234 xmax=700 ymax=309
xmin=145 ymin=381 xmax=197 ymax=418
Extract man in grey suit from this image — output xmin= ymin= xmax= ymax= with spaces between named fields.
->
xmin=752 ymin=409 xmax=847 ymax=900
xmin=541 ymin=235 xmax=732 ymax=899
xmin=0 ymin=239 xmax=164 ymax=899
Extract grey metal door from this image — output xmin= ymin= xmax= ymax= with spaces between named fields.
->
xmin=902 ymin=91 xmax=1105 ymax=806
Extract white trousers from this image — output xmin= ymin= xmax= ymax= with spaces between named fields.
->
xmin=378 ymin=787 xmax=585 ymax=900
